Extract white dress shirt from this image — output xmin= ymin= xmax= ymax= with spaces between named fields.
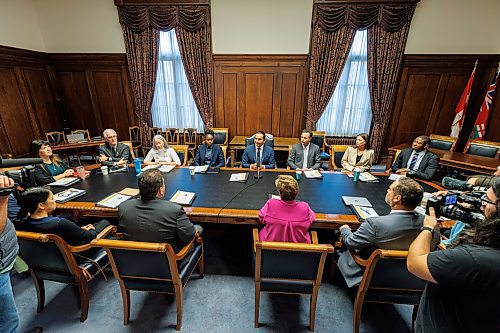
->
xmin=302 ymin=144 xmax=309 ymax=170
xmin=406 ymin=150 xmax=425 ymax=171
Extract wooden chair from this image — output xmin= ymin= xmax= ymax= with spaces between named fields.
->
xmin=429 ymin=134 xmax=457 ymax=151
xmin=91 ymin=232 xmax=204 ymax=331
xmin=16 ymin=226 xmax=116 ymax=322
xmin=220 ymin=145 xmax=228 ymax=166
xmin=165 ymin=128 xmax=180 ymax=145
xmin=286 ymin=145 xmax=292 ymax=170
xmin=128 ymin=126 xmax=142 ymax=158
xmin=311 ymin=131 xmax=330 ymax=166
xmin=210 ymin=128 xmax=229 ymax=146
xmin=45 ymin=131 xmax=67 ymax=146
xmin=71 ymin=129 xmax=91 ymax=141
xmin=328 ymin=145 xmax=349 ymax=170
xmin=465 ymin=139 xmax=500 ymax=158
xmin=171 ymin=145 xmax=189 ymax=166
xmin=183 ymin=128 xmax=198 ymax=161
xmin=253 ymin=229 xmax=333 ymax=332
xmin=71 ymin=129 xmax=98 ymax=164
xmin=348 ymin=249 xmax=426 ymax=333
xmin=120 ymin=141 xmax=136 ymax=160
xmin=142 ymin=127 xmax=163 ymax=156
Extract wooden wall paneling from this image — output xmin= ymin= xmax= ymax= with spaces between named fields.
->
xmin=244 ymin=71 xmax=275 ymax=135
xmin=13 ymin=67 xmax=44 ymax=140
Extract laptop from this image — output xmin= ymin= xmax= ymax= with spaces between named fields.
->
xmin=66 ymin=133 xmax=86 ymax=143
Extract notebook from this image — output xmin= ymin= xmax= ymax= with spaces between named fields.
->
xmin=53 ymin=188 xmax=86 ymax=203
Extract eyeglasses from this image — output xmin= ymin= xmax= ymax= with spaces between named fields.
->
xmin=106 ymin=135 xmax=117 ymax=139
xmin=481 ymin=194 xmax=496 ymax=206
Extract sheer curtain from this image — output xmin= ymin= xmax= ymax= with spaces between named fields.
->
xmin=316 ymin=30 xmax=372 ymax=136
xmin=151 ymin=29 xmax=204 ymax=131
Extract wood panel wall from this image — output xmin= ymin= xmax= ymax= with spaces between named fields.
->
xmin=213 ymin=55 xmax=307 ymax=140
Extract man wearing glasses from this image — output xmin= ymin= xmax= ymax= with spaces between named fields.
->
xmin=407 ymin=177 xmax=500 ymax=332
xmin=98 ymin=128 xmax=132 ymax=167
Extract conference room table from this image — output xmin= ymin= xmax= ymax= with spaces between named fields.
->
xmin=228 ymin=136 xmax=299 ymax=167
xmin=387 ymin=144 xmax=498 ymax=174
xmin=50 ymin=140 xmax=105 ymax=152
xmin=53 ymin=167 xmax=444 ymax=230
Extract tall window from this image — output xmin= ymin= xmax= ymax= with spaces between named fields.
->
xmin=151 ymin=29 xmax=204 ymax=131
xmin=316 ymin=30 xmax=372 ymax=136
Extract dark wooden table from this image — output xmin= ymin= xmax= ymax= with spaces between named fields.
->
xmin=50 ymin=140 xmax=105 ymax=152
xmin=387 ymin=144 xmax=498 ymax=174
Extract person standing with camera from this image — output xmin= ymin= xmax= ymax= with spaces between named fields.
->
xmin=407 ymin=177 xmax=500 ymax=332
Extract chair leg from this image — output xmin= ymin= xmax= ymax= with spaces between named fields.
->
xmin=254 ymin=283 xmax=261 ymax=328
xmin=198 ymin=252 xmax=205 ymax=277
xmin=352 ymin=291 xmax=365 ymax=333
xmin=411 ymin=304 xmax=419 ymax=332
xmin=77 ymin=278 xmax=90 ymax=322
xmin=118 ymin=282 xmax=131 ymax=325
xmin=30 ymin=270 xmax=45 ymax=313
xmin=174 ymin=284 xmax=183 ymax=331
xmin=309 ymin=287 xmax=320 ymax=332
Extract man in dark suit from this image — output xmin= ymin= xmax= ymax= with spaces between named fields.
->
xmin=98 ymin=128 xmax=132 ymax=167
xmin=287 ymin=130 xmax=322 ymax=170
xmin=337 ymin=177 xmax=440 ymax=287
xmin=193 ymin=130 xmax=225 ymax=167
xmin=391 ymin=135 xmax=439 ymax=180
xmin=242 ymin=131 xmax=276 ymax=169
xmin=118 ymin=169 xmax=196 ymax=253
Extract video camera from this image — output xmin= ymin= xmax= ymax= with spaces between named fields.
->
xmin=0 ymin=156 xmax=42 ymax=196
xmin=426 ymin=190 xmax=485 ymax=225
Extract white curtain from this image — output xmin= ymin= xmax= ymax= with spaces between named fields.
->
xmin=316 ymin=30 xmax=372 ymax=136
xmin=151 ymin=29 xmax=204 ymax=131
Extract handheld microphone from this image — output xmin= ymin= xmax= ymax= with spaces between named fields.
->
xmin=442 ymin=177 xmax=473 ymax=191
xmin=0 ymin=157 xmax=43 ymax=168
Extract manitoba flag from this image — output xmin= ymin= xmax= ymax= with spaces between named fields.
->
xmin=450 ymin=65 xmax=476 ymax=138
xmin=470 ymin=68 xmax=499 ymax=139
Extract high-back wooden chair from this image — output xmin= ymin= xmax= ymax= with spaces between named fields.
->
xmin=329 ymin=145 xmax=349 ymax=170
xmin=91 ymin=233 xmax=204 ymax=331
xmin=71 ymin=129 xmax=97 ymax=164
xmin=128 ymin=126 xmax=142 ymax=158
xmin=165 ymin=128 xmax=180 ymax=145
xmin=142 ymin=127 xmax=163 ymax=157
xmin=253 ymin=229 xmax=333 ymax=332
xmin=210 ymin=128 xmax=229 ymax=146
xmin=183 ymin=128 xmax=198 ymax=161
xmin=45 ymin=131 xmax=67 ymax=146
xmin=429 ymin=134 xmax=456 ymax=151
xmin=465 ymin=139 xmax=500 ymax=158
xmin=71 ymin=129 xmax=91 ymax=141
xmin=171 ymin=145 xmax=189 ymax=166
xmin=120 ymin=141 xmax=136 ymax=160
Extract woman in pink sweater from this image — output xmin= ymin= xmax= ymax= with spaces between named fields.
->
xmin=258 ymin=175 xmax=316 ymax=243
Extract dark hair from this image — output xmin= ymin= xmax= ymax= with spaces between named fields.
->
xmin=416 ymin=135 xmax=431 ymax=146
xmin=392 ymin=177 xmax=423 ymax=209
xmin=204 ymin=129 xmax=214 ymax=137
xmin=301 ymin=130 xmax=313 ymax=139
xmin=30 ymin=139 xmax=62 ymax=167
xmin=355 ymin=133 xmax=370 ymax=150
xmin=255 ymin=131 xmax=266 ymax=138
xmin=17 ymin=187 xmax=51 ymax=219
xmin=138 ymin=169 xmax=164 ymax=200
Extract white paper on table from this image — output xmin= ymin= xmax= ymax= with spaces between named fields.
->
xmin=49 ymin=177 xmax=80 ymax=187
xmin=303 ymin=170 xmax=322 ymax=178
xmin=158 ymin=165 xmax=176 ymax=173
xmin=229 ymin=173 xmax=248 ymax=182
xmin=388 ymin=173 xmax=403 ymax=181
xmin=170 ymin=190 xmax=196 ymax=205
xmin=194 ymin=165 xmax=209 ymax=173
xmin=342 ymin=196 xmax=372 ymax=207
xmin=96 ymin=193 xmax=132 ymax=208
xmin=142 ymin=165 xmax=159 ymax=171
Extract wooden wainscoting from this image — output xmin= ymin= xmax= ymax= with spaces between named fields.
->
xmin=213 ymin=55 xmax=308 ymax=141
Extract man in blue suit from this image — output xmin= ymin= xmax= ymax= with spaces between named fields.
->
xmin=242 ymin=131 xmax=276 ymax=169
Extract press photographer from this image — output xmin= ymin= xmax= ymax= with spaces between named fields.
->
xmin=407 ymin=176 xmax=500 ymax=333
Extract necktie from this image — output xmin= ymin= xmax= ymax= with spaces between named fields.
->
xmin=409 ymin=151 xmax=419 ymax=170
xmin=256 ymin=148 xmax=261 ymax=166
xmin=112 ymin=147 xmax=116 ymax=157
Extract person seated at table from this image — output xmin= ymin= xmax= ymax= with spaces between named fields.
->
xmin=193 ymin=130 xmax=225 ymax=167
xmin=337 ymin=177 xmax=440 ymax=287
xmin=341 ymin=133 xmax=374 ymax=172
xmin=143 ymin=135 xmax=181 ymax=166
xmin=242 ymin=131 xmax=276 ymax=170
xmin=466 ymin=165 xmax=500 ymax=188
xmin=287 ymin=130 xmax=321 ymax=170
xmin=258 ymin=175 xmax=315 ymax=243
xmin=16 ymin=187 xmax=110 ymax=246
xmin=391 ymin=135 xmax=439 ymax=181
xmin=30 ymin=139 xmax=75 ymax=186
xmin=98 ymin=128 xmax=132 ymax=167
xmin=118 ymin=169 xmax=199 ymax=253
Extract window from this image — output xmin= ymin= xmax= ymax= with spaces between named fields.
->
xmin=151 ymin=29 xmax=204 ymax=131
xmin=316 ymin=30 xmax=372 ymax=136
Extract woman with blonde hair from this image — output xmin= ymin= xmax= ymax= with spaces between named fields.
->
xmin=258 ymin=175 xmax=315 ymax=243
xmin=341 ymin=133 xmax=374 ymax=172
xmin=144 ymin=134 xmax=181 ymax=166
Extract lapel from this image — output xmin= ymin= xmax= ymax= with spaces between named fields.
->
xmin=418 ymin=151 xmax=430 ymax=171
xmin=402 ymin=148 xmax=412 ymax=167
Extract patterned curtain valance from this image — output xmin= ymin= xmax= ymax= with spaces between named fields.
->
xmin=316 ymin=4 xmax=416 ymax=32
xmin=118 ymin=6 xmax=209 ymax=33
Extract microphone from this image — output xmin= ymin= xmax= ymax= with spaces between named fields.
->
xmin=442 ymin=177 xmax=473 ymax=191
xmin=0 ymin=157 xmax=43 ymax=168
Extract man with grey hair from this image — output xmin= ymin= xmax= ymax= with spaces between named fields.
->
xmin=337 ymin=177 xmax=440 ymax=287
xmin=98 ymin=128 xmax=131 ymax=167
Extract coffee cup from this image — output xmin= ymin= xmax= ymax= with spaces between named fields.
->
xmin=295 ymin=170 xmax=302 ymax=180
xmin=189 ymin=166 xmax=195 ymax=176
xmin=101 ymin=166 xmax=109 ymax=176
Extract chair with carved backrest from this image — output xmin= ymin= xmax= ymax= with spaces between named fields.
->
xmin=465 ymin=139 xmax=500 ymax=158
xmin=71 ymin=129 xmax=98 ymax=164
xmin=128 ymin=126 xmax=143 ymax=158
xmin=165 ymin=128 xmax=180 ymax=145
xmin=253 ymin=229 xmax=333 ymax=332
xmin=15 ymin=226 xmax=116 ymax=322
xmin=183 ymin=128 xmax=198 ymax=162
xmin=91 ymin=232 xmax=204 ymax=331
xmin=429 ymin=134 xmax=457 ymax=151
xmin=170 ymin=145 xmax=189 ymax=166
xmin=45 ymin=131 xmax=67 ymax=146
xmin=141 ymin=127 xmax=163 ymax=157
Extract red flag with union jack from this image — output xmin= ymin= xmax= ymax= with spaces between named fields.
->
xmin=450 ymin=64 xmax=476 ymax=138
xmin=470 ymin=67 xmax=499 ymax=139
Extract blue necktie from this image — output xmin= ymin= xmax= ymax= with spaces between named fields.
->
xmin=409 ymin=152 xmax=419 ymax=170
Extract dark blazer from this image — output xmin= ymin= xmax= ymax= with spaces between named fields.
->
xmin=118 ymin=198 xmax=195 ymax=253
xmin=391 ymin=148 xmax=439 ymax=180
xmin=98 ymin=142 xmax=132 ymax=166
xmin=338 ymin=211 xmax=440 ymax=287
xmin=242 ymin=144 xmax=276 ymax=169
xmin=32 ymin=160 xmax=71 ymax=185
xmin=287 ymin=142 xmax=321 ymax=170
xmin=193 ymin=144 xmax=225 ymax=167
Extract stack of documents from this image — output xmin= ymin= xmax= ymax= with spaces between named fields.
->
xmin=170 ymin=190 xmax=196 ymax=205
xmin=229 ymin=173 xmax=248 ymax=182
xmin=304 ymin=170 xmax=323 ymax=179
xmin=359 ymin=172 xmax=378 ymax=182
xmin=96 ymin=188 xmax=139 ymax=208
xmin=49 ymin=177 xmax=80 ymax=187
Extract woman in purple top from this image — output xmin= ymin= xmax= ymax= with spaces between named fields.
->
xmin=258 ymin=175 xmax=316 ymax=243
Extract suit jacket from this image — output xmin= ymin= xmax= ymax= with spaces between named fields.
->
xmin=193 ymin=144 xmax=225 ymax=167
xmin=242 ymin=144 xmax=276 ymax=169
xmin=99 ymin=142 xmax=132 ymax=166
xmin=338 ymin=211 xmax=440 ymax=287
xmin=341 ymin=146 xmax=374 ymax=172
xmin=118 ymin=198 xmax=195 ymax=253
xmin=287 ymin=143 xmax=321 ymax=170
xmin=391 ymin=148 xmax=439 ymax=180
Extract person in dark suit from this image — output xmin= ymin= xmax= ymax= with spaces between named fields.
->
xmin=193 ymin=130 xmax=225 ymax=167
xmin=98 ymin=128 xmax=132 ymax=167
xmin=287 ymin=130 xmax=322 ymax=170
xmin=118 ymin=169 xmax=196 ymax=253
xmin=242 ymin=131 xmax=276 ymax=169
xmin=391 ymin=135 xmax=439 ymax=180
xmin=337 ymin=177 xmax=440 ymax=287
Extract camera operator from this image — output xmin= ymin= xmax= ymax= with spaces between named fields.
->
xmin=407 ymin=177 xmax=500 ymax=333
